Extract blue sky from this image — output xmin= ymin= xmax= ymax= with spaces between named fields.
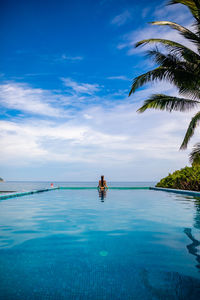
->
xmin=0 ymin=0 xmax=197 ymax=181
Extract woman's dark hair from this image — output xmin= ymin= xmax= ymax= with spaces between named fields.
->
xmin=101 ymin=175 xmax=104 ymax=186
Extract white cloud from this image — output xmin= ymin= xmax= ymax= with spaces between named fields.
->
xmin=1 ymin=79 xmax=199 ymax=180
xmin=0 ymin=82 xmax=63 ymax=117
xmin=15 ymin=50 xmax=83 ymax=64
xmin=107 ymin=75 xmax=129 ymax=81
xmin=0 ymin=119 xmax=127 ymax=165
xmin=0 ymin=102 xmax=197 ymax=179
xmin=153 ymin=1 xmax=192 ymax=24
xmin=111 ymin=10 xmax=131 ymax=26
xmin=142 ymin=7 xmax=150 ymax=19
xmin=62 ymin=78 xmax=100 ymax=95
xmin=0 ymin=81 xmax=199 ymax=174
xmin=61 ymin=54 xmax=83 ymax=61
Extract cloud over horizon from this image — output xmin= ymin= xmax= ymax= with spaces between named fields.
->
xmin=0 ymin=78 xmax=198 ymax=180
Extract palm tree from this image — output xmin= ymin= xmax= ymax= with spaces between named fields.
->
xmin=129 ymin=0 xmax=200 ymax=164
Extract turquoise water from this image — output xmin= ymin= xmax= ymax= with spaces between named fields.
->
xmin=0 ymin=188 xmax=200 ymax=299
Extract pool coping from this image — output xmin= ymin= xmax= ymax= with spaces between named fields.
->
xmin=0 ymin=187 xmax=59 ymax=200
xmin=150 ymin=187 xmax=200 ymax=197
xmin=0 ymin=186 xmax=200 ymax=200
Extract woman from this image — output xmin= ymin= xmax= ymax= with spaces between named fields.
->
xmin=98 ymin=175 xmax=108 ymax=190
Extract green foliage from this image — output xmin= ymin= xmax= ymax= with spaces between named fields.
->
xmin=156 ymin=166 xmax=200 ymax=191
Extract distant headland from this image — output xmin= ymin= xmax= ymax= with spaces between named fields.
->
xmin=0 ymin=177 xmax=4 ymax=182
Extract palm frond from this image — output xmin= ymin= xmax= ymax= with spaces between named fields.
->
xmin=137 ymin=94 xmax=199 ymax=113
xmin=135 ymin=38 xmax=200 ymax=62
xmin=189 ymin=142 xmax=200 ymax=166
xmin=180 ymin=111 xmax=200 ymax=149
xmin=129 ymin=50 xmax=200 ymax=97
xmin=150 ymin=21 xmax=200 ymax=47
xmin=146 ymin=49 xmax=183 ymax=66
xmin=146 ymin=49 xmax=200 ymax=93
xmin=129 ymin=67 xmax=166 ymax=95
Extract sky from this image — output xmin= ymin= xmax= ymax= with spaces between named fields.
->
xmin=0 ymin=0 xmax=198 ymax=181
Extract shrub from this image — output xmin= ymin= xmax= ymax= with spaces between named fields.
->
xmin=156 ymin=166 xmax=200 ymax=191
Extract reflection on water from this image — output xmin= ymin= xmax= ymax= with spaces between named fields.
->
xmin=175 ymin=195 xmax=200 ymax=272
xmin=184 ymin=228 xmax=200 ymax=271
xmin=140 ymin=268 xmax=200 ymax=299
xmin=98 ymin=189 xmax=107 ymax=202
xmin=187 ymin=197 xmax=200 ymax=271
xmin=194 ymin=198 xmax=200 ymax=230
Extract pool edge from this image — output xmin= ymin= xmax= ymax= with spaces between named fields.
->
xmin=0 ymin=187 xmax=59 ymax=200
xmin=1 ymin=186 xmax=200 ymax=201
xmin=150 ymin=186 xmax=200 ymax=197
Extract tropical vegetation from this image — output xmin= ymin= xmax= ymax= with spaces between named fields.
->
xmin=156 ymin=166 xmax=200 ymax=191
xmin=129 ymin=0 xmax=200 ymax=165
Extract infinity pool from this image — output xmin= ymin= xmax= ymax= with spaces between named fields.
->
xmin=0 ymin=189 xmax=200 ymax=299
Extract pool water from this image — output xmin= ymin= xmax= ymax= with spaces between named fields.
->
xmin=0 ymin=189 xmax=200 ymax=299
